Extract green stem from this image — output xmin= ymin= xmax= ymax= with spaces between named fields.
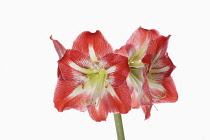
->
xmin=114 ymin=113 xmax=125 ymax=140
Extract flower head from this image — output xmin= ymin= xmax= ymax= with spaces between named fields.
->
xmin=51 ymin=31 xmax=131 ymax=122
xmin=142 ymin=35 xmax=178 ymax=103
xmin=116 ymin=27 xmax=178 ymax=119
xmin=51 ymin=27 xmax=178 ymax=121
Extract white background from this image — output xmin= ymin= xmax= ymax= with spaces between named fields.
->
xmin=1 ymin=0 xmax=209 ymax=140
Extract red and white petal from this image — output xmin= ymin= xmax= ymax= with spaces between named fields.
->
xmin=115 ymin=27 xmax=160 ymax=64
xmin=55 ymin=76 xmax=107 ymax=120
xmin=131 ymin=71 xmax=153 ymax=119
xmin=115 ymin=44 xmax=136 ymax=60
xmin=72 ymin=30 xmax=113 ymax=61
xmin=127 ymin=67 xmax=152 ymax=108
xmin=141 ymin=53 xmax=153 ymax=72
xmin=119 ymin=27 xmax=159 ymax=63
xmin=54 ymin=78 xmax=92 ymax=112
xmin=58 ymin=63 xmax=85 ymax=82
xmin=142 ymin=104 xmax=153 ymax=120
xmin=151 ymin=53 xmax=175 ymax=70
xmin=146 ymin=35 xmax=171 ymax=62
xmin=128 ymin=69 xmax=153 ymax=119
xmin=131 ymin=87 xmax=152 ymax=110
xmin=88 ymin=99 xmax=108 ymax=122
xmin=58 ymin=50 xmax=93 ymax=81
xmin=99 ymin=53 xmax=130 ymax=87
xmin=58 ymin=59 xmax=85 ymax=82
xmin=128 ymin=69 xmax=144 ymax=108
xmin=150 ymin=76 xmax=178 ymax=103
xmin=114 ymin=45 xmax=128 ymax=57
xmin=126 ymin=27 xmax=160 ymax=50
xmin=88 ymin=82 xmax=131 ymax=122
xmin=50 ymin=36 xmax=66 ymax=59
xmin=65 ymin=49 xmax=92 ymax=69
xmin=130 ymin=88 xmax=141 ymax=108
xmin=107 ymin=82 xmax=131 ymax=113
xmin=142 ymin=36 xmax=171 ymax=73
xmin=127 ymin=68 xmax=153 ymax=119
xmin=147 ymin=55 xmax=176 ymax=83
xmin=123 ymin=44 xmax=143 ymax=63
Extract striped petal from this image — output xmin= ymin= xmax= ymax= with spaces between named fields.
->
xmin=72 ymin=30 xmax=113 ymax=61
xmin=147 ymin=55 xmax=175 ymax=83
xmin=88 ymin=98 xmax=108 ymax=122
xmin=125 ymin=27 xmax=160 ymax=62
xmin=145 ymin=35 xmax=170 ymax=59
xmin=114 ymin=45 xmax=128 ymax=57
xmin=88 ymin=82 xmax=131 ymax=122
xmin=50 ymin=36 xmax=66 ymax=59
xmin=142 ymin=104 xmax=153 ymax=120
xmin=127 ymin=67 xmax=152 ymax=106
xmin=107 ymin=82 xmax=131 ymax=113
xmin=100 ymin=53 xmax=130 ymax=87
xmin=126 ymin=27 xmax=160 ymax=48
xmin=58 ymin=49 xmax=92 ymax=81
xmin=127 ymin=67 xmax=145 ymax=108
xmin=151 ymin=76 xmax=178 ymax=103
xmin=55 ymin=76 xmax=131 ymax=122
xmin=142 ymin=35 xmax=171 ymax=70
xmin=127 ymin=67 xmax=153 ymax=119
xmin=66 ymin=49 xmax=92 ymax=69
xmin=54 ymin=78 xmax=92 ymax=112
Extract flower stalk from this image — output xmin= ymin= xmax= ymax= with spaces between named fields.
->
xmin=114 ymin=113 xmax=125 ymax=140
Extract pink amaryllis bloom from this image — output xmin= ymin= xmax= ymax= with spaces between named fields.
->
xmin=51 ymin=31 xmax=131 ymax=122
xmin=116 ymin=27 xmax=178 ymax=119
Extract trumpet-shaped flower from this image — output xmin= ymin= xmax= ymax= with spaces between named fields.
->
xmin=142 ymin=35 xmax=178 ymax=104
xmin=116 ymin=27 xmax=178 ymax=119
xmin=51 ymin=31 xmax=131 ymax=122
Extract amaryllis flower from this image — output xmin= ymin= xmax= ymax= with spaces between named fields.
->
xmin=142 ymin=35 xmax=178 ymax=104
xmin=116 ymin=27 xmax=178 ymax=119
xmin=51 ymin=31 xmax=131 ymax=122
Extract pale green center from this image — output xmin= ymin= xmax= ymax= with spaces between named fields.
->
xmin=83 ymin=64 xmax=108 ymax=105
xmin=86 ymin=67 xmax=108 ymax=88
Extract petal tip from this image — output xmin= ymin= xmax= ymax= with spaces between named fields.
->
xmin=50 ymin=35 xmax=53 ymax=40
xmin=50 ymin=36 xmax=66 ymax=59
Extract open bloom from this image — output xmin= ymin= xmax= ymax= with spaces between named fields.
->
xmin=116 ymin=27 xmax=178 ymax=119
xmin=51 ymin=31 xmax=131 ymax=122
xmin=142 ymin=35 xmax=178 ymax=104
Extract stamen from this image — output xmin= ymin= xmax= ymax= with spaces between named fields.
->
xmin=153 ymin=104 xmax=158 ymax=111
xmin=151 ymin=91 xmax=166 ymax=101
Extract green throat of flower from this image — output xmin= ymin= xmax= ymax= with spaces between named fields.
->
xmin=87 ymin=67 xmax=108 ymax=88
xmin=84 ymin=66 xmax=108 ymax=106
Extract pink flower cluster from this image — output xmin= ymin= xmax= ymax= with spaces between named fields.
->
xmin=51 ymin=27 xmax=178 ymax=122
